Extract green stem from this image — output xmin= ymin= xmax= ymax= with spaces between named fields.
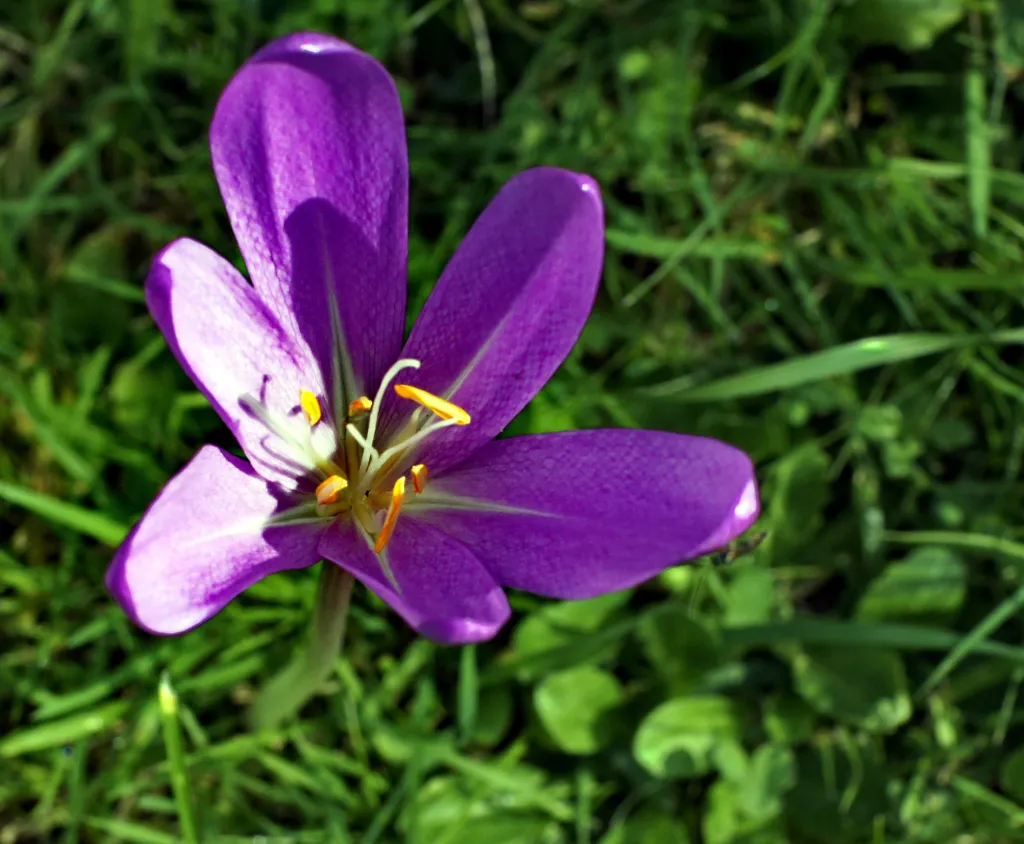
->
xmin=249 ymin=562 xmax=355 ymax=730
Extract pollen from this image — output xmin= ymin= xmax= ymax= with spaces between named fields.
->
xmin=394 ymin=384 xmax=471 ymax=425
xmin=300 ymin=389 xmax=322 ymax=426
xmin=348 ymin=395 xmax=373 ymax=417
xmin=411 ymin=463 xmax=427 ymax=493
xmin=373 ymin=476 xmax=406 ymax=553
xmin=315 ymin=474 xmax=348 ymax=505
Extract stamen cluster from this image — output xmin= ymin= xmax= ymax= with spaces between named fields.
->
xmin=297 ymin=358 xmax=470 ymax=563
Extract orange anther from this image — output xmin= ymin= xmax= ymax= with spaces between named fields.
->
xmin=411 ymin=464 xmax=428 ymax=493
xmin=348 ymin=396 xmax=373 ymax=417
xmin=394 ymin=384 xmax=470 ymax=425
xmin=373 ymin=477 xmax=406 ymax=553
xmin=315 ymin=474 xmax=348 ymax=505
xmin=300 ymin=389 xmax=322 ymax=426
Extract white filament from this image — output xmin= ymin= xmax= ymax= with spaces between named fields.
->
xmin=359 ymin=358 xmax=421 ymax=476
xmin=364 ymin=415 xmax=460 ymax=481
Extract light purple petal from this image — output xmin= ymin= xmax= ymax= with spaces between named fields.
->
xmin=417 ymin=430 xmax=759 ymax=599
xmin=146 ymin=238 xmax=321 ymax=485
xmin=383 ymin=167 xmax=604 ymax=472
xmin=106 ymin=446 xmax=324 ymax=635
xmin=319 ymin=518 xmax=510 ymax=644
xmin=211 ymin=33 xmax=408 ymax=400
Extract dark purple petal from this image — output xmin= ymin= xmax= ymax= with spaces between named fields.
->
xmin=146 ymin=238 xmax=321 ymax=485
xmin=319 ymin=518 xmax=510 ymax=644
xmin=418 ymin=430 xmax=759 ymax=599
xmin=384 ymin=167 xmax=604 ymax=472
xmin=211 ymin=33 xmax=408 ymax=400
xmin=106 ymin=446 xmax=323 ymax=635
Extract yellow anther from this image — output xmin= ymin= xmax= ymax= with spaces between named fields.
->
xmin=394 ymin=384 xmax=471 ymax=425
xmin=373 ymin=476 xmax=406 ymax=553
xmin=315 ymin=474 xmax=348 ymax=505
xmin=411 ymin=463 xmax=428 ymax=494
xmin=300 ymin=389 xmax=322 ymax=426
xmin=348 ymin=396 xmax=373 ymax=417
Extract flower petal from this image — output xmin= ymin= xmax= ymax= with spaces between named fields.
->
xmin=319 ymin=518 xmax=510 ymax=644
xmin=417 ymin=430 xmax=759 ymax=599
xmin=106 ymin=446 xmax=323 ymax=635
xmin=386 ymin=167 xmax=604 ymax=472
xmin=146 ymin=238 xmax=323 ymax=485
xmin=211 ymin=33 xmax=408 ymax=399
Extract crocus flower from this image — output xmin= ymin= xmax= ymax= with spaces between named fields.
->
xmin=107 ymin=33 xmax=760 ymax=645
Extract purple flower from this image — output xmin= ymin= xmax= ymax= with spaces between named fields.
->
xmin=107 ymin=33 xmax=760 ymax=645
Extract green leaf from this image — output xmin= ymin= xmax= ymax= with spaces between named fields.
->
xmin=764 ymin=695 xmax=817 ymax=744
xmin=708 ymin=743 xmax=798 ymax=840
xmin=638 ymin=612 xmax=723 ymax=694
xmin=790 ymin=646 xmax=911 ymax=733
xmin=109 ymin=355 xmax=177 ymax=440
xmin=842 ymin=0 xmax=966 ymax=51
xmin=1000 ymin=747 xmax=1024 ymax=803
xmin=533 ymin=666 xmax=624 ymax=755
xmin=427 ymin=814 xmax=560 ymax=844
xmin=856 ymin=404 xmax=903 ymax=442
xmin=897 ymin=786 xmax=966 ymax=842
xmin=857 ymin=547 xmax=967 ymax=622
xmin=62 ymin=223 xmax=141 ymax=302
xmin=724 ymin=568 xmax=775 ymax=627
xmin=437 ymin=753 xmax=573 ymax=821
xmin=124 ymin=0 xmax=171 ymax=83
xmin=948 ymin=775 xmax=1024 ymax=833
xmin=995 ymin=0 xmax=1024 ymax=76
xmin=704 ymin=778 xmax=791 ymax=844
xmin=370 ymin=723 xmax=453 ymax=766
xmin=785 ymin=744 xmax=890 ymax=844
xmin=599 ymin=806 xmax=692 ymax=844
xmin=633 ymin=695 xmax=742 ymax=779
xmin=470 ymin=688 xmax=513 ymax=747
xmin=763 ymin=444 xmax=830 ymax=563
xmin=400 ymin=773 xmax=567 ymax=841
xmin=927 ymin=417 xmax=976 ymax=451
xmin=744 ymin=744 xmax=798 ymax=818
xmin=511 ymin=592 xmax=631 ymax=681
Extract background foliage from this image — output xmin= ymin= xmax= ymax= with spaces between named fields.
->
xmin=3 ymin=0 xmax=1024 ymax=840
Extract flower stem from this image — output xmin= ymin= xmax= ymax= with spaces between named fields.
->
xmin=249 ymin=562 xmax=355 ymax=730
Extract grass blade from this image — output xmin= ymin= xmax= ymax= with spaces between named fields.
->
xmin=721 ymin=619 xmax=1024 ymax=664
xmin=644 ymin=330 xmax=1024 ymax=402
xmin=886 ymin=529 xmax=1024 ymax=695
xmin=885 ymin=530 xmax=1024 ymax=571
xmin=918 ymin=586 xmax=1024 ymax=697
xmin=159 ymin=674 xmax=200 ymax=844
xmin=966 ymin=29 xmax=992 ymax=237
xmin=0 ymin=480 xmax=128 ymax=545
xmin=0 ymin=703 xmax=129 ymax=757
xmin=839 ymin=267 xmax=1024 ymax=292
xmin=457 ymin=644 xmax=479 ymax=742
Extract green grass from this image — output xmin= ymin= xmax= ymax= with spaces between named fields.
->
xmin=4 ymin=0 xmax=1024 ymax=840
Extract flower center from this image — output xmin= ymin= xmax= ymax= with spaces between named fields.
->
xmin=299 ymin=358 xmax=470 ymax=567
